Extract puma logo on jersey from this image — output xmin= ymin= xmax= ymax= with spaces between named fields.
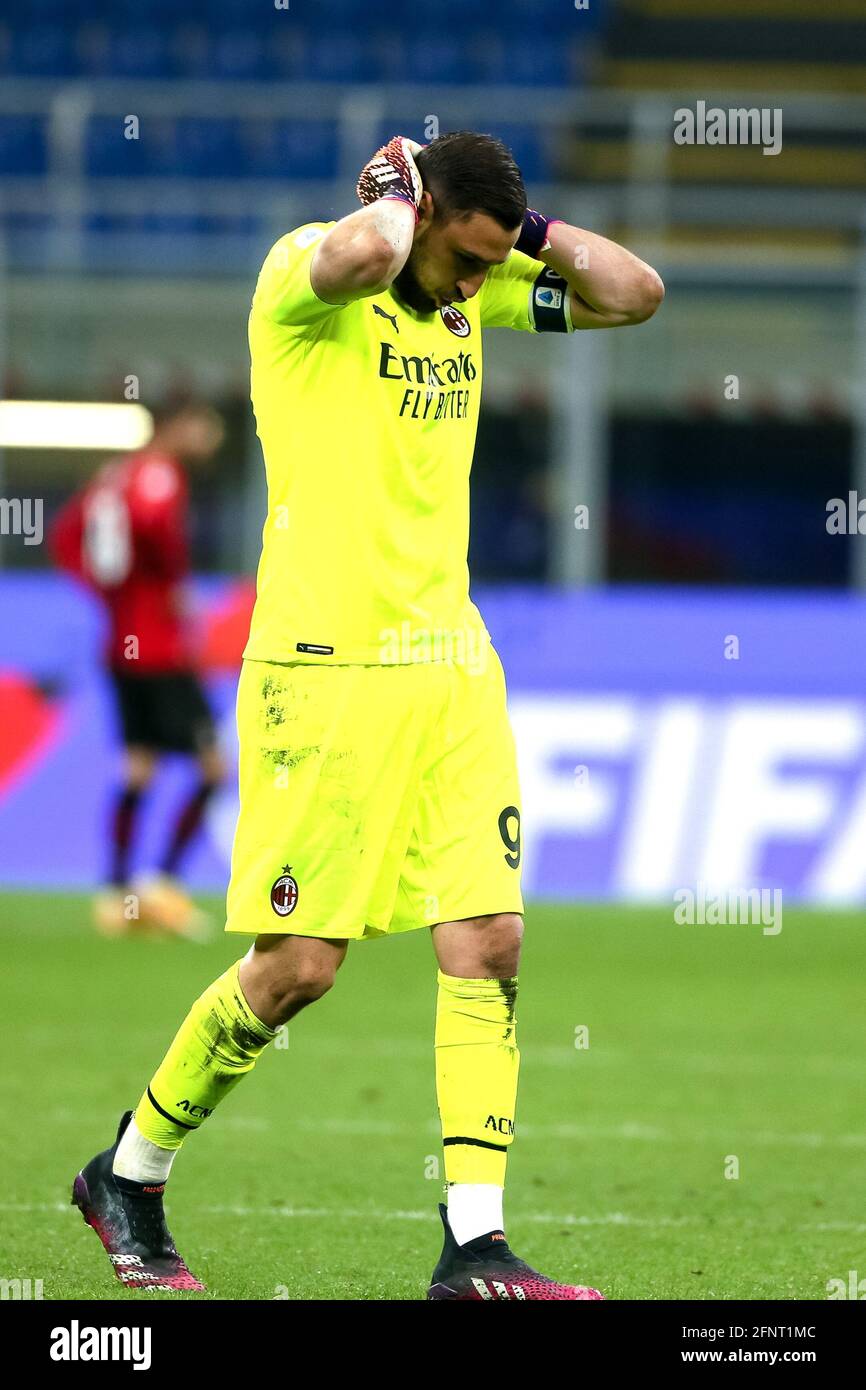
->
xmin=373 ymin=304 xmax=399 ymax=333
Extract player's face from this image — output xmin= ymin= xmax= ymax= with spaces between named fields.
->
xmin=393 ymin=207 xmax=521 ymax=316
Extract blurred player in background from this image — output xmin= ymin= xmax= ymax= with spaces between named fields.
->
xmin=50 ymin=396 xmax=226 ymax=939
xmin=71 ymin=132 xmax=663 ymax=1299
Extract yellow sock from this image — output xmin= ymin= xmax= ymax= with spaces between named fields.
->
xmin=435 ymin=970 xmax=520 ymax=1186
xmin=134 ymin=960 xmax=277 ymax=1150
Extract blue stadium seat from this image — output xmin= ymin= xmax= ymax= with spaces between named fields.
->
xmin=487 ymin=123 xmax=547 ymax=183
xmin=109 ymin=0 xmax=188 ymax=23
xmin=135 ymin=212 xmax=212 ymax=236
xmin=305 ymin=32 xmax=379 ymax=83
xmin=14 ymin=0 xmax=94 ymax=22
xmin=0 ymin=210 xmax=52 ymax=269
xmin=306 ymin=0 xmax=386 ymax=25
xmin=503 ymin=36 xmax=573 ymax=87
xmin=419 ymin=0 xmax=483 ymax=28
xmin=169 ymin=26 xmax=212 ymax=80
xmin=0 ymin=115 xmax=46 ymax=175
xmin=278 ymin=120 xmax=340 ymax=179
xmin=84 ymin=210 xmax=203 ymax=239
xmin=176 ymin=118 xmax=243 ymax=178
xmin=239 ymin=121 xmax=294 ymax=179
xmin=210 ymin=0 xmax=275 ymax=25
xmin=85 ymin=115 xmax=160 ymax=177
xmin=503 ymin=0 xmax=601 ymax=28
xmin=404 ymin=34 xmax=473 ymax=86
xmin=10 ymin=25 xmax=76 ymax=77
xmin=105 ymin=27 xmax=172 ymax=80
xmin=265 ymin=28 xmax=312 ymax=81
xmin=464 ymin=33 xmax=510 ymax=85
xmin=211 ymin=30 xmax=270 ymax=81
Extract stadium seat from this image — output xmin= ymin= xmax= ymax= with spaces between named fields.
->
xmin=489 ymin=124 xmax=548 ymax=183
xmin=241 ymin=120 xmax=333 ymax=181
xmin=109 ymin=0 xmax=185 ymax=23
xmin=10 ymin=25 xmax=76 ymax=78
xmin=504 ymin=37 xmax=573 ymax=87
xmin=15 ymin=0 xmax=95 ymax=22
xmin=175 ymin=118 xmax=243 ymax=179
xmin=169 ymin=26 xmax=213 ymax=81
xmin=305 ymin=33 xmax=377 ymax=84
xmin=405 ymin=34 xmax=474 ymax=86
xmin=85 ymin=115 xmax=161 ymax=177
xmin=0 ymin=115 xmax=47 ymax=176
xmin=504 ymin=0 xmax=604 ymax=30
xmin=279 ymin=121 xmax=340 ymax=180
xmin=211 ymin=0 xmax=275 ymax=25
xmin=0 ymin=209 xmax=52 ymax=270
xmin=368 ymin=32 xmax=409 ymax=85
xmin=105 ymin=27 xmax=172 ymax=80
xmin=211 ymin=31 xmax=270 ymax=82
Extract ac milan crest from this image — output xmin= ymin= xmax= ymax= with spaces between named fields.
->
xmin=270 ymin=866 xmax=299 ymax=917
xmin=440 ymin=305 xmax=470 ymax=337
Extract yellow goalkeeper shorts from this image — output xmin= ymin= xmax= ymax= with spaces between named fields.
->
xmin=224 ymin=648 xmax=523 ymax=939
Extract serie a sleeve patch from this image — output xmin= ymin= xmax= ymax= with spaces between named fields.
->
xmin=529 ymin=267 xmax=573 ymax=333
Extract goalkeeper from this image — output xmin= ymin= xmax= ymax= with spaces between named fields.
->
xmin=72 ymin=131 xmax=663 ymax=1300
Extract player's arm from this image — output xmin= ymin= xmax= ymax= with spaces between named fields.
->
xmin=256 ymin=136 xmax=423 ymax=327
xmin=255 ymin=213 xmax=411 ymax=329
xmin=311 ymin=135 xmax=426 ymax=305
xmin=480 ymin=211 xmax=664 ymax=337
xmin=538 ymin=221 xmax=664 ymax=329
xmin=309 ymin=200 xmax=417 ymax=306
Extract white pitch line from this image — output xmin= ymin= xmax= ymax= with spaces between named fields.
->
xmin=255 ymin=1035 xmax=866 ymax=1079
xmin=34 ymin=1109 xmax=866 ymax=1149
xmin=0 ymin=1201 xmax=687 ymax=1227
xmin=4 ymin=1201 xmax=866 ymax=1234
xmin=269 ymin=1115 xmax=866 ymax=1149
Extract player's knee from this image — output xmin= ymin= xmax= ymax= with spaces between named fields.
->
xmin=477 ymin=912 xmax=524 ymax=978
xmin=261 ymin=956 xmax=339 ymax=1020
xmin=287 ymin=961 xmax=338 ymax=1005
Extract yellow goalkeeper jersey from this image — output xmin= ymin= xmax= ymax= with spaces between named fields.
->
xmin=245 ymin=220 xmax=572 ymax=665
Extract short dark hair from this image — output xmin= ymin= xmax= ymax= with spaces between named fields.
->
xmin=416 ymin=131 xmax=526 ymax=231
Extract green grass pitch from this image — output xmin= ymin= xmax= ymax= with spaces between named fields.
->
xmin=0 ymin=891 xmax=863 ymax=1300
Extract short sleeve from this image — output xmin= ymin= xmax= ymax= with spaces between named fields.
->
xmin=252 ymin=223 xmax=347 ymax=330
xmin=479 ymin=249 xmax=574 ymax=334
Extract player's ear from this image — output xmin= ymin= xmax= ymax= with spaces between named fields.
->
xmin=416 ymin=190 xmax=435 ymax=232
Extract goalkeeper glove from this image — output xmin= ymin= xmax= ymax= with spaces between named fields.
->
xmin=357 ymin=136 xmax=424 ymax=220
xmin=515 ymin=208 xmax=563 ymax=259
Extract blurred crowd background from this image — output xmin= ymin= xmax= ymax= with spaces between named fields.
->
xmin=2 ymin=0 xmax=864 ymax=586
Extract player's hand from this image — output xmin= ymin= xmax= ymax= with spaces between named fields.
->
xmin=356 ymin=136 xmax=424 ymax=219
xmin=515 ymin=208 xmax=553 ymax=259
